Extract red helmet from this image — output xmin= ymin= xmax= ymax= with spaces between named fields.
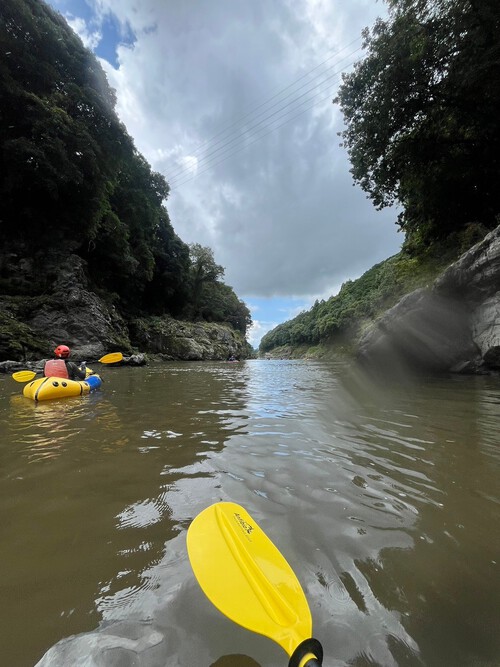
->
xmin=54 ymin=344 xmax=71 ymax=358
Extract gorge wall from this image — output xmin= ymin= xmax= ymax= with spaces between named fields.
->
xmin=357 ymin=224 xmax=500 ymax=375
xmin=0 ymin=253 xmax=250 ymax=366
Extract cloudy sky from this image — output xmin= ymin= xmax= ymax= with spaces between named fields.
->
xmin=46 ymin=0 xmax=401 ymax=347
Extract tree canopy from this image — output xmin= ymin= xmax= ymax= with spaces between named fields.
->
xmin=335 ymin=0 xmax=500 ymax=250
xmin=185 ymin=244 xmax=251 ymax=333
xmin=0 ymin=0 xmax=251 ymax=335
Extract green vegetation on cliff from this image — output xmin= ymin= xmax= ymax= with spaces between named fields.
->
xmin=262 ymin=0 xmax=500 ymax=355
xmin=0 ymin=0 xmax=250 ymax=340
xmin=259 ymin=226 xmax=488 ymax=354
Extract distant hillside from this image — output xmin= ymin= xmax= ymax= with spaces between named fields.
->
xmin=259 ymin=227 xmax=488 ymax=356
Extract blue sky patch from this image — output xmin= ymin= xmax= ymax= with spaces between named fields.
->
xmin=96 ymin=13 xmax=135 ymax=67
xmin=45 ymin=0 xmax=135 ymax=68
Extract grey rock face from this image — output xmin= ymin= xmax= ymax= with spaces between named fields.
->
xmin=27 ymin=254 xmax=131 ymax=360
xmin=130 ymin=317 xmax=247 ymax=361
xmin=0 ymin=251 xmax=249 ymax=363
xmin=357 ymin=225 xmax=500 ymax=374
xmin=435 ymin=226 xmax=500 ymax=302
xmin=471 ymin=292 xmax=500 ymax=367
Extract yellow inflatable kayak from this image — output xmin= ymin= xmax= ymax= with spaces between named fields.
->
xmin=23 ymin=373 xmax=102 ymax=402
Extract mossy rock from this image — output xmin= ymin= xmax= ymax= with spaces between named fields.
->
xmin=0 ymin=305 xmax=49 ymax=359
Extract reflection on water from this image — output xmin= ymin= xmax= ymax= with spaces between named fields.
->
xmin=0 ymin=361 xmax=499 ymax=667
xmin=8 ymin=392 xmax=125 ymax=462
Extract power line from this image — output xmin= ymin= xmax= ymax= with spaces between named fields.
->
xmin=162 ymin=37 xmax=361 ymax=176
xmin=166 ymin=44 xmax=361 ymax=184
xmin=169 ymin=88 xmax=340 ymax=191
xmin=167 ymin=47 xmax=361 ymax=187
xmin=164 ymin=37 xmax=363 ymax=181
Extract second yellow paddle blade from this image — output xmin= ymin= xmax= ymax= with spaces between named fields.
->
xmin=98 ymin=352 xmax=123 ymax=364
xmin=12 ymin=370 xmax=37 ymax=382
xmin=187 ymin=502 xmax=312 ymax=657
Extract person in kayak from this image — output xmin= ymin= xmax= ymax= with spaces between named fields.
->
xmin=44 ymin=345 xmax=87 ymax=380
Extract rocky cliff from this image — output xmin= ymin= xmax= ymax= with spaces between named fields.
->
xmin=357 ymin=224 xmax=500 ymax=374
xmin=130 ymin=316 xmax=249 ymax=361
xmin=0 ymin=252 xmax=250 ymax=366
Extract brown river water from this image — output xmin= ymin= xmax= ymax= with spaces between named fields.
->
xmin=0 ymin=360 xmax=499 ymax=667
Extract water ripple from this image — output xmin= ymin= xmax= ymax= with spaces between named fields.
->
xmin=3 ymin=362 xmax=500 ymax=667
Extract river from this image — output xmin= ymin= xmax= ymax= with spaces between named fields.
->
xmin=0 ymin=360 xmax=499 ymax=667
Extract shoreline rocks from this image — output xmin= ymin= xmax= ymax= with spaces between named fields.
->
xmin=0 ymin=253 xmax=251 ymax=364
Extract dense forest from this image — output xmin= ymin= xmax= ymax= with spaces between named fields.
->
xmin=0 ymin=0 xmax=251 ymax=338
xmin=261 ymin=0 xmax=500 ymax=354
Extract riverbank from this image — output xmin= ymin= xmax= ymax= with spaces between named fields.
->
xmin=260 ymin=341 xmax=353 ymax=361
xmin=261 ymin=224 xmax=500 ymax=375
xmin=0 ymin=253 xmax=252 ymax=364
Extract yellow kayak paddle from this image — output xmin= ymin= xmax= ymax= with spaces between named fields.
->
xmin=97 ymin=351 xmax=123 ymax=364
xmin=187 ymin=502 xmax=323 ymax=667
xmin=11 ymin=352 xmax=124 ymax=382
xmin=11 ymin=370 xmax=40 ymax=383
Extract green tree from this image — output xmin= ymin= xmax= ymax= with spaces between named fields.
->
xmin=0 ymin=0 xmax=249 ymax=335
xmin=0 ymin=0 xmax=126 ymax=250
xmin=184 ymin=244 xmax=252 ymax=335
xmin=198 ymin=282 xmax=252 ymax=334
xmin=187 ymin=244 xmax=225 ymax=317
xmin=335 ymin=0 xmax=500 ymax=249
xmin=141 ymin=217 xmax=190 ymax=316
xmin=258 ymin=252 xmax=449 ymax=354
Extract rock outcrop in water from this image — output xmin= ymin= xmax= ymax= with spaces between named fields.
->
xmin=357 ymin=224 xmax=500 ymax=374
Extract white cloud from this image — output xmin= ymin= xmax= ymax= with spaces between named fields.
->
xmin=59 ymin=0 xmax=400 ymax=336
xmin=179 ymin=155 xmax=198 ymax=175
xmin=247 ymin=320 xmax=274 ymax=349
xmin=66 ymin=15 xmax=101 ymax=50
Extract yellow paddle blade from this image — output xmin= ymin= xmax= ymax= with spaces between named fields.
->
xmin=98 ymin=352 xmax=123 ymax=364
xmin=12 ymin=370 xmax=37 ymax=383
xmin=187 ymin=502 xmax=313 ymax=658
